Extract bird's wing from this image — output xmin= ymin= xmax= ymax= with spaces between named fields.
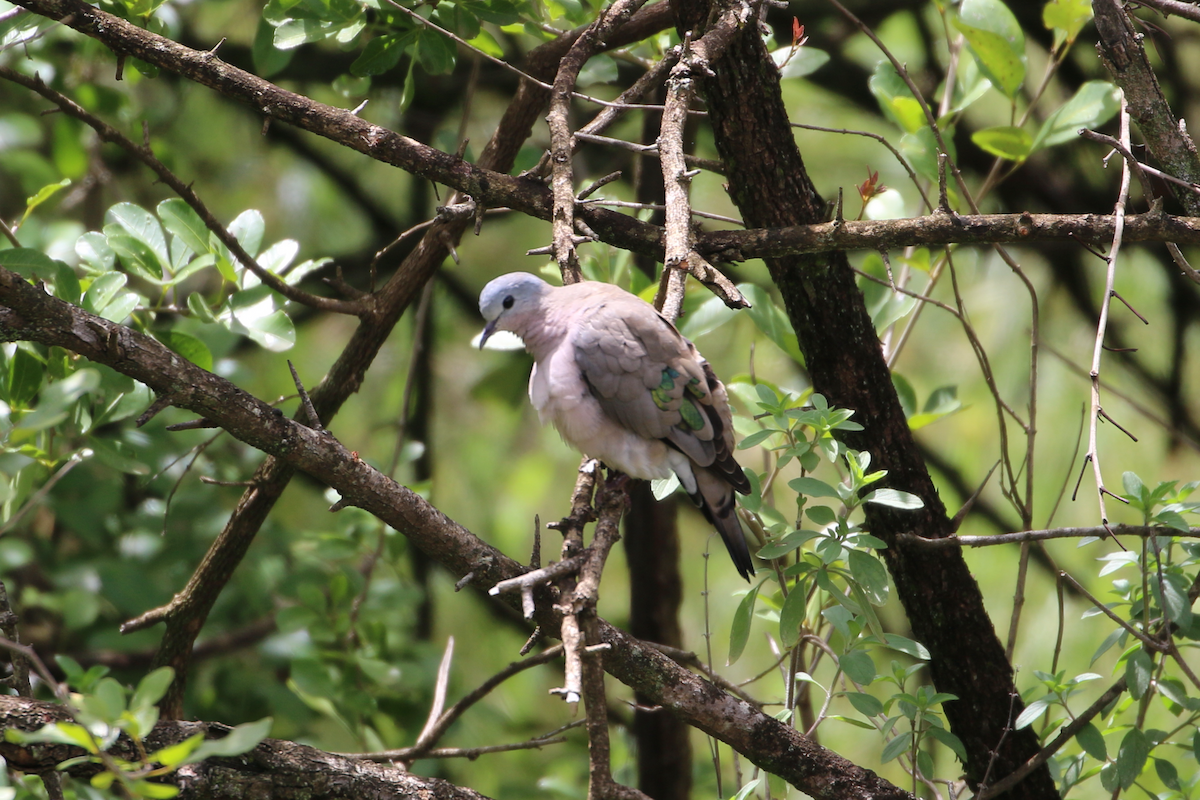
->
xmin=570 ymin=291 xmax=746 ymax=494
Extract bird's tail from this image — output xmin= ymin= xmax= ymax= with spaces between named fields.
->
xmin=689 ymin=467 xmax=755 ymax=581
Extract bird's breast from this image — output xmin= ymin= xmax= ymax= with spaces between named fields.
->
xmin=528 ymin=350 xmax=672 ymax=480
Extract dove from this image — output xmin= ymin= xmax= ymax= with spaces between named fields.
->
xmin=478 ymin=272 xmax=755 ymax=580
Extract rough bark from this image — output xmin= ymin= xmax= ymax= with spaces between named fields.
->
xmin=669 ymin=0 xmax=1057 ymax=796
xmin=0 ymin=695 xmax=491 ymax=800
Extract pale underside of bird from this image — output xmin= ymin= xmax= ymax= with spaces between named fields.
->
xmin=478 ymin=272 xmax=755 ymax=580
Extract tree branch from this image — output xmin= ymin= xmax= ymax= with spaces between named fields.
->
xmin=0 ymin=695 xmax=493 ymax=800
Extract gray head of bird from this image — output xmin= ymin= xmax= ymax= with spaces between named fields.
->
xmin=478 ymin=272 xmax=552 ymax=348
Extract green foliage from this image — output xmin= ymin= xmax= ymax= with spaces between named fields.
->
xmin=6 ymin=666 xmax=269 ymax=799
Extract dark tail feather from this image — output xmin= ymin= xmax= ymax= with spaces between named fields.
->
xmin=690 ymin=467 xmax=755 ymax=581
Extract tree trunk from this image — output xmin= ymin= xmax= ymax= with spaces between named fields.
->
xmin=671 ymin=2 xmax=1057 ymax=796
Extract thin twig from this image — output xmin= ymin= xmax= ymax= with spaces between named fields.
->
xmin=894 ymin=524 xmax=1198 ymax=547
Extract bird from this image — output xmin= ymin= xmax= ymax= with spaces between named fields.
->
xmin=478 ymin=272 xmax=755 ymax=580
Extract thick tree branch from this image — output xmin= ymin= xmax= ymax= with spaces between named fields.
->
xmin=695 ymin=209 xmax=1200 ymax=260
xmin=0 ymin=695 xmax=492 ymax=800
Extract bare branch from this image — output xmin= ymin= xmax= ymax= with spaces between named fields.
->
xmin=895 ymin=525 xmax=1199 ymax=548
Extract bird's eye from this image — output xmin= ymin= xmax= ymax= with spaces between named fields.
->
xmin=502 ymin=295 xmax=514 ymax=309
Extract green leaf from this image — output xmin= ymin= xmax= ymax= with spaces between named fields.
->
xmin=76 ymin=232 xmax=116 ymax=273
xmin=880 ymin=731 xmax=911 ymax=763
xmin=186 ymin=717 xmax=272 ymax=763
xmin=839 ymin=649 xmax=876 ymax=685
xmin=848 ymin=550 xmax=889 ymax=606
xmin=1014 ymin=696 xmax=1051 ymax=729
xmin=677 ymin=294 xmax=739 ymax=340
xmin=0 ymin=247 xmax=57 ymax=278
xmin=55 ymin=261 xmax=81 ymax=305
xmin=1043 ymin=0 xmax=1093 ymax=48
xmin=865 ymin=488 xmax=924 ymax=510
xmin=805 ymin=505 xmax=836 ymax=526
xmin=466 ymin=28 xmax=504 ymax=58
xmin=1115 ymin=728 xmax=1148 ymax=789
xmin=242 ymin=309 xmax=296 ymax=352
xmin=157 ymin=330 xmax=214 ymax=372
xmin=845 ymin=691 xmax=883 ymax=717
xmin=351 ymin=32 xmax=410 ymax=76
xmin=954 ymin=0 xmax=1026 ymax=99
xmin=130 ymin=667 xmax=175 ymax=711
xmin=1154 ymin=758 xmax=1180 ymax=791
xmin=274 ymin=18 xmax=331 ymax=49
xmin=1032 ymin=81 xmax=1120 ymax=152
xmin=82 ymin=272 xmax=128 ymax=315
xmin=788 ymin=476 xmax=840 ymax=499
xmin=15 ymin=721 xmax=99 ymax=751
xmin=88 ymin=676 xmax=129 ymax=722
xmin=1157 ymin=571 xmax=1192 ymax=628
xmin=1125 ymin=648 xmax=1153 ymax=699
xmin=187 ymin=292 xmax=217 ymax=323
xmin=738 ymin=283 xmax=804 ymax=365
xmin=1076 ymin=722 xmax=1107 ymax=760
xmin=7 ymin=347 xmax=44 ymax=407
xmin=778 ymin=582 xmax=807 ymax=648
xmin=128 ymin=781 xmax=180 ymax=799
xmin=868 ymin=62 xmax=926 ymax=134
xmin=772 ymin=46 xmax=831 ymax=79
xmin=253 ymin=15 xmax=294 ymax=76
xmin=228 ymin=209 xmax=265 ymax=263
xmin=88 ymin=437 xmax=150 ymax=475
xmin=972 ymin=125 xmax=1032 ymax=161
xmin=16 ymin=368 xmax=100 ymax=432
xmin=21 ymin=178 xmax=71 ymax=224
xmin=158 ymin=199 xmax=210 ymax=258
xmin=882 ymin=634 xmax=930 ymax=660
xmin=106 ymin=202 xmax=168 ymax=277
xmin=414 ymin=27 xmax=456 ymax=74
xmin=926 ymin=726 xmax=968 ymax=762
xmin=728 ymin=582 xmax=761 ymax=664
xmin=900 ymin=125 xmax=954 ymax=184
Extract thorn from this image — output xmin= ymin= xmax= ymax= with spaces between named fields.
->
xmin=1100 ymin=486 xmax=1130 ymax=504
xmin=1070 ymin=453 xmax=1092 ymax=502
xmin=520 ymin=626 xmax=543 ymax=656
xmin=209 ymin=37 xmax=226 ymax=54
xmin=1067 ymin=232 xmax=1108 ymax=261
xmin=1099 ymin=408 xmax=1138 ymax=441
xmin=454 ymin=138 xmax=470 ymax=160
xmin=531 ymin=515 xmax=542 ymax=569
xmin=288 ymin=360 xmax=322 ymax=430
xmin=937 ymin=152 xmax=951 ymax=212
xmin=880 ymin=249 xmax=895 ymax=291
xmin=576 ymin=171 xmax=621 ymax=201
xmin=950 ymin=460 xmax=1000 ymax=532
xmin=350 ymin=99 xmax=369 ymax=116
xmin=1110 ymin=290 xmax=1149 ymax=324
xmin=1101 ymin=521 xmax=1127 ymax=552
xmin=454 ymin=571 xmax=477 ymax=591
